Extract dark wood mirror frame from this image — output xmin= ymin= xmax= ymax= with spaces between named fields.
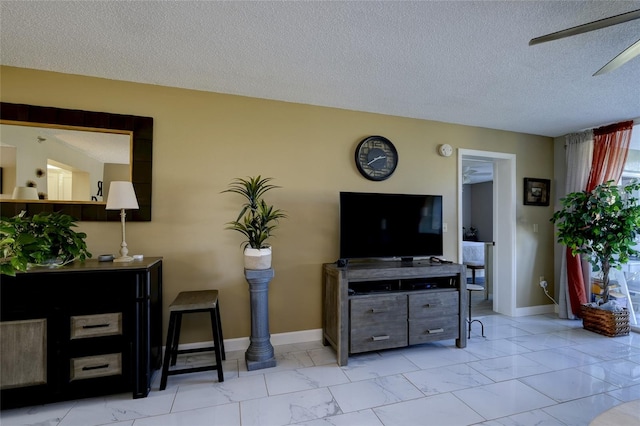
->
xmin=0 ymin=102 xmax=153 ymax=221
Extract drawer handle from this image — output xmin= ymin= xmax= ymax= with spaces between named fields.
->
xmin=82 ymin=323 xmax=110 ymax=329
xmin=427 ymin=328 xmax=444 ymax=334
xmin=371 ymin=335 xmax=390 ymax=341
xmin=82 ymin=363 xmax=110 ymax=371
xmin=369 ymin=309 xmax=388 ymax=314
xmin=423 ymin=304 xmax=431 ymax=308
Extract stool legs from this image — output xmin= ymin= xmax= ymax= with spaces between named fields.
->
xmin=210 ymin=310 xmax=224 ymax=382
xmin=159 ymin=302 xmax=225 ymax=391
xmin=170 ymin=313 xmax=182 ymax=366
xmin=467 ymin=289 xmax=485 ymax=338
xmin=216 ymin=301 xmax=226 ymax=360
xmin=160 ymin=311 xmax=178 ymax=390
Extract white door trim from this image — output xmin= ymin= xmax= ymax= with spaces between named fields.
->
xmin=458 ymin=149 xmax=517 ymax=316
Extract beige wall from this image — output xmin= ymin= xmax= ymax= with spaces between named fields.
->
xmin=0 ymin=66 xmax=556 ymax=343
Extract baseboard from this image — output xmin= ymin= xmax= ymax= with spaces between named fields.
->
xmin=514 ymin=304 xmax=557 ymax=317
xmin=168 ymin=328 xmax=323 ymax=353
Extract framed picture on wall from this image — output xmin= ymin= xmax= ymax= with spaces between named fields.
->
xmin=524 ymin=178 xmax=550 ymax=206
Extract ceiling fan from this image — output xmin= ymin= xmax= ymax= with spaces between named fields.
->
xmin=462 ymin=166 xmax=493 ymax=184
xmin=529 ymin=9 xmax=640 ymax=76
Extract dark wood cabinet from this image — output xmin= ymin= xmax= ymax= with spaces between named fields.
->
xmin=0 ymin=258 xmax=162 ymax=409
xmin=323 ymin=260 xmax=466 ymax=366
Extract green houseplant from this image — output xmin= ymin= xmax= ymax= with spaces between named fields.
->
xmin=0 ymin=211 xmax=92 ymax=276
xmin=223 ymin=176 xmax=286 ymax=270
xmin=551 ymin=180 xmax=640 ymax=305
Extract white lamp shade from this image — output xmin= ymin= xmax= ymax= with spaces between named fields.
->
xmin=12 ymin=186 xmax=39 ymax=200
xmin=106 ymin=181 xmax=139 ymax=210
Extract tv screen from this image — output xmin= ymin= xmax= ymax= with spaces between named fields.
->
xmin=339 ymin=192 xmax=443 ymax=260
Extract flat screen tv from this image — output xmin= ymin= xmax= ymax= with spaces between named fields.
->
xmin=339 ymin=192 xmax=443 ymax=261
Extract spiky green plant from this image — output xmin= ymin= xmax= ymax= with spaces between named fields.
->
xmin=551 ymin=180 xmax=640 ymax=303
xmin=222 ymin=176 xmax=287 ymax=249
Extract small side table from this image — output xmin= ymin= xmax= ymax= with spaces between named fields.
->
xmin=467 ymin=284 xmax=486 ymax=338
xmin=465 ymin=262 xmax=484 ymax=284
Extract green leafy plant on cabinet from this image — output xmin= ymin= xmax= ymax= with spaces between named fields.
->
xmin=1 ymin=211 xmax=92 ymax=276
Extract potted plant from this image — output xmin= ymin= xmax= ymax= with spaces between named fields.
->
xmin=223 ymin=176 xmax=286 ymax=270
xmin=0 ymin=211 xmax=92 ymax=276
xmin=551 ymin=180 xmax=640 ymax=335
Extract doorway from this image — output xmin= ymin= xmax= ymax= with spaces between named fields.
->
xmin=458 ymin=149 xmax=516 ymax=316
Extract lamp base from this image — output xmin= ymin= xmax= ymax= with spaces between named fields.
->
xmin=113 ymin=255 xmax=135 ymax=263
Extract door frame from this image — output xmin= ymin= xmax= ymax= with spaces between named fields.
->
xmin=458 ymin=149 xmax=517 ymax=316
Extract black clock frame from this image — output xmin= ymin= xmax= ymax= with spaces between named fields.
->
xmin=354 ymin=135 xmax=398 ymax=181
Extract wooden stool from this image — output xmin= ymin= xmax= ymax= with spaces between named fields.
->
xmin=159 ymin=290 xmax=225 ymax=390
xmin=467 ymin=284 xmax=486 ymax=338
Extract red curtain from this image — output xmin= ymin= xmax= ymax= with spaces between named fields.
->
xmin=586 ymin=121 xmax=633 ymax=191
xmin=566 ymin=121 xmax=633 ymax=316
xmin=566 ymin=249 xmax=587 ymax=315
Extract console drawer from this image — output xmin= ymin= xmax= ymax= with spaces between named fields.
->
xmin=70 ymin=353 xmax=122 ymax=381
xmin=408 ymin=316 xmax=458 ymax=345
xmin=70 ymin=313 xmax=122 ymax=339
xmin=408 ymin=291 xmax=458 ymax=319
xmin=350 ymin=295 xmax=407 ymax=353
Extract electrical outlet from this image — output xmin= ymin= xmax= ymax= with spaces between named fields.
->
xmin=539 ymin=276 xmax=547 ymax=288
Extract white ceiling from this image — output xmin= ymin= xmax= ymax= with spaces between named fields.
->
xmin=1 ymin=1 xmax=639 ymax=139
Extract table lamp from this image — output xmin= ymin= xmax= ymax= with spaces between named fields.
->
xmin=12 ymin=186 xmax=39 ymax=200
xmin=106 ymin=181 xmax=139 ymax=262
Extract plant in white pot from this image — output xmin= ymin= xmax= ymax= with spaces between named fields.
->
xmin=223 ymin=176 xmax=286 ymax=270
xmin=551 ymin=180 xmax=640 ymax=334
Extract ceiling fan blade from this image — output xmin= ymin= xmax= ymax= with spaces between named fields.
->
xmin=529 ymin=9 xmax=640 ymax=46
xmin=593 ymin=38 xmax=640 ymax=75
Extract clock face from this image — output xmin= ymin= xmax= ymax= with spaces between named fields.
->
xmin=355 ymin=136 xmax=398 ymax=181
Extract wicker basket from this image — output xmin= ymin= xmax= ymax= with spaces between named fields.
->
xmin=581 ymin=304 xmax=630 ymax=337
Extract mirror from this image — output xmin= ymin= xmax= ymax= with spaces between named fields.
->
xmin=0 ymin=102 xmax=153 ymax=221
xmin=1 ymin=123 xmax=132 ymax=202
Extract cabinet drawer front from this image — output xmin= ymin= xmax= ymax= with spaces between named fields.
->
xmin=350 ymin=295 xmax=407 ymax=353
xmin=409 ymin=316 xmax=458 ymax=345
xmin=408 ymin=291 xmax=458 ymax=318
xmin=350 ymin=295 xmax=406 ymax=324
xmin=70 ymin=353 xmax=122 ymax=381
xmin=70 ymin=313 xmax=122 ymax=339
xmin=350 ymin=322 xmax=408 ymax=353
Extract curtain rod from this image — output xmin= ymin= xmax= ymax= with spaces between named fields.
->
xmin=576 ymin=118 xmax=639 ymax=134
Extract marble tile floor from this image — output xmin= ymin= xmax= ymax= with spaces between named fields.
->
xmin=2 ymin=313 xmax=640 ymax=426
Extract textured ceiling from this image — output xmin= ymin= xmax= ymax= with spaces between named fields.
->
xmin=1 ymin=1 xmax=639 ymax=138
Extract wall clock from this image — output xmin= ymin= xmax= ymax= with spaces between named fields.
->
xmin=355 ymin=135 xmax=398 ymax=181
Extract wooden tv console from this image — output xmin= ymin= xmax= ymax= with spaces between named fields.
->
xmin=322 ymin=260 xmax=467 ymax=366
